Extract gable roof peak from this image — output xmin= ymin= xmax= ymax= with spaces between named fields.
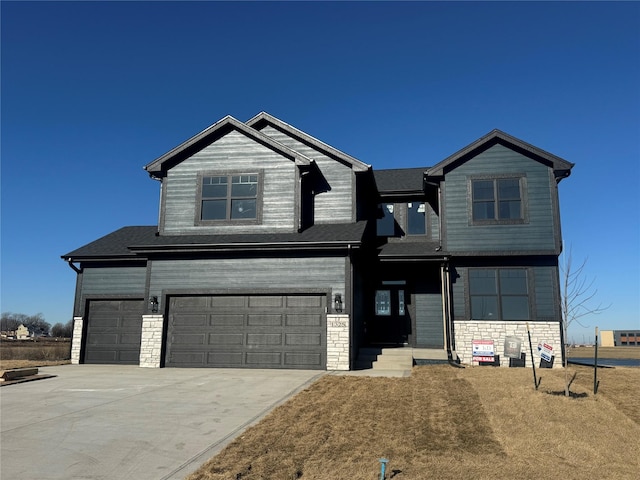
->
xmin=246 ymin=112 xmax=371 ymax=172
xmin=426 ymin=128 xmax=574 ymax=180
xmin=144 ymin=114 xmax=313 ymax=177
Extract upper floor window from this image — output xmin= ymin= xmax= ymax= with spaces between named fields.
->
xmin=377 ymin=202 xmax=428 ymax=237
xmin=200 ymin=173 xmax=259 ymax=221
xmin=471 ymin=177 xmax=524 ymax=223
xmin=407 ymin=202 xmax=426 ymax=235
xmin=377 ymin=203 xmax=395 ymax=236
xmin=469 ymin=268 xmax=530 ymax=320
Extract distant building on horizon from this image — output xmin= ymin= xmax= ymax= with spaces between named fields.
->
xmin=600 ymin=330 xmax=640 ymax=347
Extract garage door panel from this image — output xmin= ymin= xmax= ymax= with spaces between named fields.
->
xmin=172 ymin=334 xmax=206 ymax=345
xmin=169 ymin=352 xmax=206 ymax=364
xmin=118 ymin=350 xmax=141 ymax=362
xmin=173 ymin=296 xmax=209 ymax=309
xmin=286 ymin=314 xmax=322 ymax=327
xmin=88 ymin=333 xmax=119 ymax=345
xmin=285 ymin=352 xmax=322 ymax=367
xmin=208 ymin=352 xmax=243 ymax=366
xmin=210 ymin=314 xmax=244 ymax=326
xmin=286 ymin=333 xmax=322 ymax=346
xmin=120 ymin=333 xmax=142 ymax=345
xmin=166 ymin=294 xmax=326 ymax=369
xmin=249 ymin=296 xmax=283 ymax=308
xmin=173 ymin=315 xmax=208 ymax=326
xmin=247 ymin=333 xmax=282 ymax=346
xmin=210 ymin=296 xmax=245 ymax=308
xmin=247 ymin=314 xmax=282 ymax=326
xmin=208 ymin=333 xmax=244 ymax=345
xmin=85 ymin=350 xmax=118 ymax=362
xmin=246 ymin=352 xmax=282 ymax=365
xmin=89 ymin=317 xmax=120 ymax=328
xmin=286 ymin=295 xmax=322 ymax=308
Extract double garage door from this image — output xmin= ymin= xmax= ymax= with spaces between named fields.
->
xmin=166 ymin=294 xmax=327 ymax=369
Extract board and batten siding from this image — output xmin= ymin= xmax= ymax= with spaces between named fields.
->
xmin=149 ymin=257 xmax=346 ymax=300
xmin=161 ymin=130 xmax=297 ymax=235
xmin=258 ymin=126 xmax=355 ymax=224
xmin=444 ymin=144 xmax=557 ymax=252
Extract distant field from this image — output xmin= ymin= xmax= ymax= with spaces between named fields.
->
xmin=0 ymin=339 xmax=71 ymax=370
xmin=569 ymin=346 xmax=640 ymax=359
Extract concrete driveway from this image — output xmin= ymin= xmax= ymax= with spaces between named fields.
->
xmin=1 ymin=365 xmax=324 ymax=480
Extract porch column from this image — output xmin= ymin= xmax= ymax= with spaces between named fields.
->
xmin=139 ymin=314 xmax=164 ymax=368
xmin=70 ymin=316 xmax=83 ymax=365
xmin=327 ymin=314 xmax=350 ymax=370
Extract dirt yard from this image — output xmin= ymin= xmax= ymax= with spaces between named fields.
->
xmin=187 ymin=365 xmax=640 ymax=480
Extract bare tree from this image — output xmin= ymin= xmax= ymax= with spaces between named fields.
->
xmin=51 ymin=320 xmax=73 ymax=338
xmin=0 ymin=312 xmax=51 ymax=337
xmin=560 ymin=248 xmax=610 ymax=396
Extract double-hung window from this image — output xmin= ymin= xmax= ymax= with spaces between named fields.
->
xmin=469 ymin=268 xmax=530 ymax=320
xmin=200 ymin=174 xmax=259 ymax=221
xmin=471 ymin=177 xmax=524 ymax=223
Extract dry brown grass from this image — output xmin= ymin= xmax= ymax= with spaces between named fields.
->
xmin=569 ymin=346 xmax=640 ymax=360
xmin=0 ymin=339 xmax=71 ymax=370
xmin=187 ymin=365 xmax=640 ymax=480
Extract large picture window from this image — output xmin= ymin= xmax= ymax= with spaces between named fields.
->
xmin=469 ymin=268 xmax=529 ymax=320
xmin=471 ymin=177 xmax=524 ymax=223
xmin=200 ymin=174 xmax=259 ymax=221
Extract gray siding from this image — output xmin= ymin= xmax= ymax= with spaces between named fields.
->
xmin=444 ymin=144 xmax=557 ymax=252
xmin=161 ymin=130 xmax=297 ymax=235
xmin=80 ymin=267 xmax=147 ymax=297
xmin=149 ymin=257 xmax=346 ymax=300
xmin=259 ymin=126 xmax=355 ymax=224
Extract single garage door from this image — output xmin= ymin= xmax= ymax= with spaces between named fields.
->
xmin=84 ymin=299 xmax=143 ymax=364
xmin=166 ymin=294 xmax=326 ymax=369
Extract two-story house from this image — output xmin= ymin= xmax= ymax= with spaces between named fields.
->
xmin=62 ymin=112 xmax=573 ymax=370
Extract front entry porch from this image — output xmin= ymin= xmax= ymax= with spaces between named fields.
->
xmin=362 ymin=263 xmax=446 ymax=350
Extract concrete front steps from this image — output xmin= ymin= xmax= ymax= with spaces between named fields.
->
xmin=354 ymin=347 xmax=450 ymax=370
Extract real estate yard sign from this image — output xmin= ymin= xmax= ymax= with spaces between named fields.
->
xmin=472 ymin=339 xmax=495 ymax=362
xmin=538 ymin=343 xmax=554 ymax=362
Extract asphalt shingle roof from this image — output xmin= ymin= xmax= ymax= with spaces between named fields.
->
xmin=373 ymin=167 xmax=427 ymax=193
xmin=63 ymin=222 xmax=369 ymax=260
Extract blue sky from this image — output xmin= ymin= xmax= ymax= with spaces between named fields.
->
xmin=2 ymin=1 xmax=638 ymax=342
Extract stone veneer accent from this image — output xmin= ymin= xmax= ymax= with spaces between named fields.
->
xmin=454 ymin=321 xmax=562 ymax=368
xmin=327 ymin=314 xmax=350 ymax=370
xmin=70 ymin=316 xmax=84 ymax=365
xmin=139 ymin=315 xmax=164 ymax=368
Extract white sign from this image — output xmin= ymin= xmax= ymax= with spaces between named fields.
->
xmin=538 ymin=342 xmax=553 ymax=362
xmin=472 ymin=340 xmax=495 ymax=362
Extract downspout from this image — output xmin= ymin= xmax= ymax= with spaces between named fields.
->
xmin=65 ymin=258 xmax=81 ymax=274
xmin=443 ymin=258 xmax=462 ymax=367
xmin=437 ymin=184 xmax=443 ymax=250
xmin=348 ymin=243 xmax=354 ymax=369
